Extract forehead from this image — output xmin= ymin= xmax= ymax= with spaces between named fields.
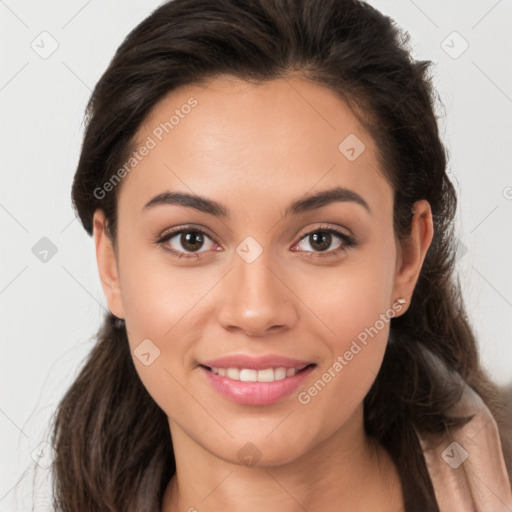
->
xmin=118 ymin=75 xmax=391 ymax=219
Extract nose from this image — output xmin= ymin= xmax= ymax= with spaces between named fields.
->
xmin=217 ymin=249 xmax=298 ymax=337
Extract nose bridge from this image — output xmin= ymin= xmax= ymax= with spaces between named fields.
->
xmin=234 ymin=246 xmax=278 ymax=302
xmin=217 ymin=240 xmax=296 ymax=335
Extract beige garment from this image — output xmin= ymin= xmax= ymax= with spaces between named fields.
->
xmin=416 ymin=384 xmax=512 ymax=512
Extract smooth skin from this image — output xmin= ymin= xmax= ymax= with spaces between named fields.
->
xmin=93 ymin=75 xmax=433 ymax=512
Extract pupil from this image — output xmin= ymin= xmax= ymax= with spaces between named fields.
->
xmin=311 ymin=231 xmax=330 ymax=251
xmin=182 ymin=232 xmax=203 ymax=251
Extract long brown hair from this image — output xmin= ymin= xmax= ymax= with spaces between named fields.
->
xmin=47 ymin=0 xmax=512 ymax=510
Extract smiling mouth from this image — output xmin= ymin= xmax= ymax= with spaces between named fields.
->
xmin=199 ymin=363 xmax=316 ymax=383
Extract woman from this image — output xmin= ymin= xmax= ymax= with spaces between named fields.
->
xmin=49 ymin=0 xmax=512 ymax=510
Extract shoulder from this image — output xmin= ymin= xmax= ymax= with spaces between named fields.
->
xmin=415 ymin=383 xmax=512 ymax=512
xmin=496 ymin=384 xmax=512 ymax=485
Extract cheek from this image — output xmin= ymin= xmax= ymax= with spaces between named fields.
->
xmin=120 ymin=269 xmax=201 ymax=372
xmin=308 ymin=249 xmax=396 ymax=350
xmin=119 ymin=273 xmax=197 ymax=421
xmin=295 ymin=245 xmax=396 ymax=422
xmin=297 ymin=305 xmax=391 ymax=437
xmin=116 ymin=247 xmax=216 ymax=412
xmin=117 ymin=237 xmax=199 ymax=336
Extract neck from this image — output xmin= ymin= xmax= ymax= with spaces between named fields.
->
xmin=161 ymin=404 xmax=404 ymax=512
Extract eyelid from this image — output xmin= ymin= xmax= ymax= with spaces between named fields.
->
xmin=155 ymin=222 xmax=356 ymax=259
xmin=294 ymin=223 xmax=353 ymax=242
xmin=291 ymin=223 xmax=356 ymax=256
xmin=158 ymin=224 xmax=218 ymax=244
xmin=155 ymin=225 xmax=220 ymax=259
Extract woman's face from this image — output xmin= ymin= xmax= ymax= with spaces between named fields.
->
xmin=94 ymin=75 xmax=432 ymax=466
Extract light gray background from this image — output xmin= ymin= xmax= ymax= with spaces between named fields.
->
xmin=1 ymin=0 xmax=511 ymax=510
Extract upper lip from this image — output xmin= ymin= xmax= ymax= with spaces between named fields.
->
xmin=200 ymin=354 xmax=314 ymax=371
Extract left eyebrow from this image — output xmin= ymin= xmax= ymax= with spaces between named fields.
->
xmin=142 ymin=186 xmax=372 ymax=217
xmin=283 ymin=186 xmax=372 ymax=217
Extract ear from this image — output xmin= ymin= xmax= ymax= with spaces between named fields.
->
xmin=391 ymin=199 xmax=434 ymax=315
xmin=93 ymin=209 xmax=125 ymax=319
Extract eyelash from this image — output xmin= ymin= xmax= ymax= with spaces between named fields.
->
xmin=155 ymin=224 xmax=356 ymax=260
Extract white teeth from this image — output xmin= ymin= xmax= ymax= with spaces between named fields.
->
xmin=274 ymin=368 xmax=287 ymax=380
xmin=226 ymin=368 xmax=240 ymax=380
xmin=239 ymin=369 xmax=258 ymax=382
xmin=210 ymin=366 xmax=300 ymax=382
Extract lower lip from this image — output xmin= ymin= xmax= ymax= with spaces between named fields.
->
xmin=199 ymin=364 xmax=316 ymax=406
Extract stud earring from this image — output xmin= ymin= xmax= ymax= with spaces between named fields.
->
xmin=395 ymin=298 xmax=407 ymax=305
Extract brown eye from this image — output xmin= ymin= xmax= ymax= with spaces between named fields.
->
xmin=179 ymin=231 xmax=205 ymax=252
xmin=307 ymin=231 xmax=333 ymax=251
xmin=292 ymin=226 xmax=356 ymax=257
xmin=157 ymin=227 xmax=219 ymax=259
